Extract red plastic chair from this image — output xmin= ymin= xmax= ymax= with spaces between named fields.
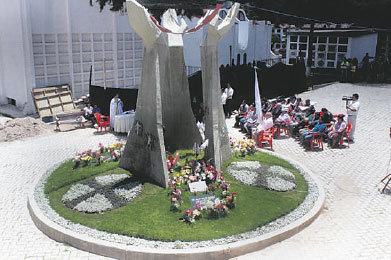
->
xmin=258 ymin=128 xmax=277 ymax=151
xmin=310 ymin=132 xmax=324 ymax=150
xmin=339 ymin=123 xmax=352 ymax=148
xmin=94 ymin=113 xmax=110 ymax=133
xmin=276 ymin=123 xmax=290 ymax=138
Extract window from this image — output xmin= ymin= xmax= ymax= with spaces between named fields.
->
xmin=299 ymin=36 xmax=307 ymax=43
xmin=291 ymin=36 xmax=298 ymax=42
xmin=243 ymin=53 xmax=247 ymax=64
xmin=317 ymin=53 xmax=325 ymax=59
xmin=327 ymin=53 xmax=336 ymax=60
xmin=219 ymin=10 xmax=227 ymax=19
xmin=238 ymin=11 xmax=246 ymax=21
xmin=237 ymin=54 xmax=241 ymax=65
xmin=327 ymin=61 xmax=335 ymax=67
xmin=338 ymin=45 xmax=347 ymax=52
xmin=328 ymin=45 xmax=336 ymax=52
xmin=339 ymin=37 xmax=348 ymax=44
xmin=299 ymin=44 xmax=307 ymax=50
xmin=318 ymin=37 xmax=327 ymax=43
xmin=290 ymin=44 xmax=297 ymax=50
xmin=317 ymin=45 xmax=326 ymax=51
xmin=329 ymin=37 xmax=337 ymax=44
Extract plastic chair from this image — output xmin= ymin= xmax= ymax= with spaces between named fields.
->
xmin=339 ymin=123 xmax=352 ymax=148
xmin=258 ymin=128 xmax=277 ymax=151
xmin=276 ymin=122 xmax=290 ymax=138
xmin=310 ymin=132 xmax=324 ymax=150
xmin=94 ymin=113 xmax=110 ymax=133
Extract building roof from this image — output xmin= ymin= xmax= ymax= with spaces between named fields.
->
xmin=286 ymin=28 xmax=377 ymax=37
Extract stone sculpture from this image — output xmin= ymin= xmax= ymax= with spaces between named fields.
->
xmin=119 ymin=0 xmax=201 ymax=188
xmin=200 ymin=3 xmax=240 ymax=172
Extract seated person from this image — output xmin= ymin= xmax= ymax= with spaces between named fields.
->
xmin=327 ymin=114 xmax=347 ymax=148
xmin=244 ymin=108 xmax=258 ymax=136
xmin=321 ymin=108 xmax=334 ymax=124
xmin=240 ymin=109 xmax=256 ymax=132
xmin=83 ymin=103 xmax=97 ymax=126
xmin=301 ymin=117 xmax=326 ymax=149
xmin=253 ymin=112 xmax=274 ymax=140
xmin=92 ymin=104 xmax=100 ymax=114
xmin=275 ymin=109 xmax=291 ymax=125
xmin=271 ymin=101 xmax=282 ymax=121
xmin=235 ymin=100 xmax=249 ymax=127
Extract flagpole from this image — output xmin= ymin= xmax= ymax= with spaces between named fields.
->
xmin=254 ymin=67 xmax=263 ymax=122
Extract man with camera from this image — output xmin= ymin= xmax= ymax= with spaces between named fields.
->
xmin=344 ymin=93 xmax=360 ymax=142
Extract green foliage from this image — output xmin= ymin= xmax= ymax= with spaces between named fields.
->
xmin=91 ymin=0 xmax=391 ymax=28
xmin=44 ymin=160 xmax=120 ymax=194
xmin=46 ymin=151 xmax=308 ymax=241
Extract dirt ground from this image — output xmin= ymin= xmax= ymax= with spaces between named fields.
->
xmin=0 ymin=117 xmax=53 ymax=142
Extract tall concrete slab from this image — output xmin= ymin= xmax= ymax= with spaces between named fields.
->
xmin=160 ymin=10 xmax=202 ymax=152
xmin=119 ymin=0 xmax=201 ymax=188
xmin=200 ymin=3 xmax=240 ymax=172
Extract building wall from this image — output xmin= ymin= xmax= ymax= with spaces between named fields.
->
xmin=0 ymin=1 xmax=272 ymax=114
xmin=0 ymin=0 xmax=34 ymax=111
xmin=350 ymin=33 xmax=378 ymax=63
xmin=285 ymin=32 xmax=377 ymax=68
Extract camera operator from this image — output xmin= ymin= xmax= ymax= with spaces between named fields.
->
xmin=345 ymin=93 xmax=360 ymax=142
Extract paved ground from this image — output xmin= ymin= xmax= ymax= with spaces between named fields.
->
xmin=1 ymin=82 xmax=391 ymax=259
xmin=0 ymin=128 xmax=123 ymax=259
xmin=233 ymin=83 xmax=391 ymax=260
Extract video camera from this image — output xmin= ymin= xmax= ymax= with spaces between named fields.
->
xmin=342 ymin=96 xmax=353 ymax=101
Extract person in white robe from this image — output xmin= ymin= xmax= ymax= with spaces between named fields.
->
xmin=110 ymin=94 xmax=123 ymax=129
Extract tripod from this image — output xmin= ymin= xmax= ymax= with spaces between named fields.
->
xmin=379 ymin=128 xmax=391 ymax=193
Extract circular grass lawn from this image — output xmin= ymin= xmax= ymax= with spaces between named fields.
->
xmin=44 ymin=151 xmax=308 ymax=241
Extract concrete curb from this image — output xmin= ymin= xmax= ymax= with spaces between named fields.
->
xmin=28 ymin=151 xmax=325 ymax=260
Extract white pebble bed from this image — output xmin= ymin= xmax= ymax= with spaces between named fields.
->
xmin=62 ymin=184 xmax=95 ymax=203
xmin=34 ymin=156 xmax=319 ymax=250
xmin=95 ymin=174 xmax=129 ymax=186
xmin=114 ymin=182 xmax=142 ymax=201
xmin=73 ymin=194 xmax=113 ymax=213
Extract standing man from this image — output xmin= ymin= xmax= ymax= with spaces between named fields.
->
xmin=221 ymin=88 xmax=227 ymax=118
xmin=340 ymin=57 xmax=349 ymax=83
xmin=225 ymin=83 xmax=234 ymax=118
xmin=110 ymin=93 xmax=123 ymax=130
xmin=346 ymin=93 xmax=360 ymax=142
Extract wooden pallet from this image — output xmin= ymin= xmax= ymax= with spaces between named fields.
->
xmin=31 ymin=85 xmax=79 ymax=118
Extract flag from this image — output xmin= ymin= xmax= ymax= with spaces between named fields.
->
xmin=254 ymin=69 xmax=263 ymax=122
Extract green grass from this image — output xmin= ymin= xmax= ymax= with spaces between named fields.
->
xmin=45 ymin=151 xmax=308 ymax=241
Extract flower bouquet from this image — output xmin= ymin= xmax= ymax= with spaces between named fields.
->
xmin=81 ymin=155 xmax=92 ymax=167
xmin=181 ymin=208 xmax=201 ymax=224
xmin=72 ymin=155 xmax=81 ymax=169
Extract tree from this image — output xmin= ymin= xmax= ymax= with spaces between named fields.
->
xmin=90 ymin=0 xmax=391 ymax=29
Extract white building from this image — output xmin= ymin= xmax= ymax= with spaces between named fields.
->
xmin=0 ymin=0 xmax=275 ymax=115
xmin=285 ymin=28 xmax=378 ymax=68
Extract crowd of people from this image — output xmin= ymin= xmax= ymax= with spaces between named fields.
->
xmin=233 ymin=93 xmax=360 ymax=150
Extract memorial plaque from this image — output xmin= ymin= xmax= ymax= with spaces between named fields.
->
xmin=189 ymin=194 xmax=217 ymax=209
xmin=189 ymin=181 xmax=207 ymax=193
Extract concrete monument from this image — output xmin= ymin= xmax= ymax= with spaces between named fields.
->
xmin=119 ymin=0 xmax=201 ymax=188
xmin=200 ymin=3 xmax=240 ymax=172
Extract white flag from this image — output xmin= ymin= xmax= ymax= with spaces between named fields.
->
xmin=254 ymin=69 xmax=263 ymax=122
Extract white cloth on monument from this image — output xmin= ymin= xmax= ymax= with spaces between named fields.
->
xmin=110 ymin=97 xmax=123 ymax=127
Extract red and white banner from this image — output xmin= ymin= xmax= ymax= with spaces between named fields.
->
xmin=149 ymin=4 xmax=223 ymax=34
